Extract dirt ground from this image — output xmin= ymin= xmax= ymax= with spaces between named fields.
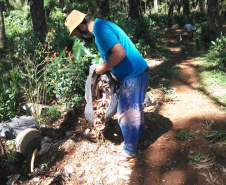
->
xmin=1 ymin=28 xmax=226 ymax=185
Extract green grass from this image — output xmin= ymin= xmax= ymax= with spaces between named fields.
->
xmin=200 ymin=70 xmax=226 ymax=87
xmin=196 ymin=58 xmax=226 ymax=105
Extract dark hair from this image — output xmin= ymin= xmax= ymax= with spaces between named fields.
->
xmin=80 ymin=15 xmax=91 ymax=25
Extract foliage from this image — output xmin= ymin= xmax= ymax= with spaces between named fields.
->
xmin=205 ymin=33 xmax=226 ymax=68
xmin=152 ymin=14 xmax=185 ymax=28
xmin=45 ymin=28 xmax=92 ymax=104
xmin=135 ymin=15 xmax=161 ymax=55
xmin=194 ymin=21 xmax=223 ymax=48
xmin=18 ymin=50 xmax=48 ymax=118
xmin=188 ymin=152 xmax=204 ymax=162
xmin=46 ymin=6 xmax=67 ymax=33
xmin=199 ymin=70 xmax=226 ymax=87
xmin=176 ymin=130 xmax=195 ymax=141
xmin=4 ymin=7 xmax=35 ymax=59
xmin=206 ymin=130 xmax=226 ymax=143
xmin=5 ymin=140 xmax=16 ymax=159
xmin=8 ymin=0 xmax=29 ymax=12
xmin=41 ymin=105 xmax=62 ymax=124
xmin=0 ymin=61 xmax=20 ymax=122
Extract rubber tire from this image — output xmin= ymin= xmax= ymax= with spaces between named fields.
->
xmin=15 ymin=128 xmax=43 ymax=160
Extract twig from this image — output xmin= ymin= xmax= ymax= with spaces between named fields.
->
xmin=150 ymin=74 xmax=159 ymax=79
xmin=0 ymin=138 xmax=7 ymax=158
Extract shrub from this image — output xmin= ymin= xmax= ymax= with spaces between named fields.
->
xmin=0 ymin=62 xmax=20 ymax=122
xmin=194 ymin=21 xmax=219 ymax=48
xmin=4 ymin=8 xmax=35 ymax=58
xmin=41 ymin=105 xmax=62 ymax=124
xmin=45 ymin=29 xmax=92 ymax=105
xmin=205 ymin=33 xmax=226 ymax=68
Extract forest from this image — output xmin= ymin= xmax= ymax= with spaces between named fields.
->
xmin=0 ymin=0 xmax=226 ymax=184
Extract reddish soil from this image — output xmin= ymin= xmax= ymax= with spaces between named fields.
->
xmin=132 ymin=28 xmax=226 ymax=185
xmin=1 ymin=28 xmax=225 ymax=185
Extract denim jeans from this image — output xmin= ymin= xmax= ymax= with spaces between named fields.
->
xmin=117 ymin=71 xmax=150 ymax=155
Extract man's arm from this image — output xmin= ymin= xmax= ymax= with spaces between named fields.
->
xmin=95 ymin=43 xmax=126 ymax=75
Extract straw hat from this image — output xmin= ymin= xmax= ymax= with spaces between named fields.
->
xmin=65 ymin=10 xmax=87 ymax=37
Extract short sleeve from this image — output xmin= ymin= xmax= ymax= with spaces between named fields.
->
xmin=95 ymin=25 xmax=120 ymax=53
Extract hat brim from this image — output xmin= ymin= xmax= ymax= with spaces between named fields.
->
xmin=65 ymin=10 xmax=87 ymax=37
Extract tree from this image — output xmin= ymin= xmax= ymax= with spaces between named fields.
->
xmin=208 ymin=0 xmax=218 ymax=23
xmin=29 ymin=0 xmax=47 ymax=44
xmin=129 ymin=0 xmax=140 ymax=19
xmin=0 ymin=0 xmax=6 ymax=49
xmin=154 ymin=0 xmax=158 ymax=13
xmin=183 ymin=0 xmax=189 ymax=21
xmin=95 ymin=0 xmax=110 ymax=18
xmin=168 ymin=0 xmax=175 ymax=17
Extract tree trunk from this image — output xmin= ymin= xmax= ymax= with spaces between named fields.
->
xmin=29 ymin=0 xmax=47 ymax=44
xmin=208 ymin=0 xmax=218 ymax=22
xmin=204 ymin=0 xmax=208 ymax=15
xmin=140 ymin=0 xmax=146 ymax=14
xmin=183 ymin=0 xmax=190 ymax=21
xmin=0 ymin=1 xmax=6 ymax=49
xmin=154 ymin=0 xmax=158 ymax=13
xmin=176 ymin=0 xmax=182 ymax=14
xmin=95 ymin=0 xmax=110 ymax=18
xmin=129 ymin=0 xmax=140 ymax=20
xmin=168 ymin=0 xmax=174 ymax=17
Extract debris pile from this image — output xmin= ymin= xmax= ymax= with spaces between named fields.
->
xmin=91 ymin=75 xmax=112 ymax=126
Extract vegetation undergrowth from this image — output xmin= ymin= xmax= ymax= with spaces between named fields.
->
xmin=196 ymin=33 xmax=226 ymax=106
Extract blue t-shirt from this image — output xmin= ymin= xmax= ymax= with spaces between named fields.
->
xmin=93 ymin=18 xmax=148 ymax=81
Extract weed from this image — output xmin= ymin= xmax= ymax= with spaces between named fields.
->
xmin=206 ymin=130 xmax=226 ymax=143
xmin=41 ymin=105 xmax=62 ymax=124
xmin=176 ymin=130 xmax=195 ymax=141
xmin=200 ymin=170 xmax=222 ymax=185
xmin=41 ymin=161 xmax=50 ymax=167
xmin=188 ymin=152 xmax=204 ymax=163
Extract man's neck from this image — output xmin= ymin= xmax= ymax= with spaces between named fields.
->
xmin=88 ymin=20 xmax=94 ymax=35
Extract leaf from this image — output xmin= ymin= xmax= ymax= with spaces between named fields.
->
xmin=72 ymin=41 xmax=86 ymax=61
xmin=0 ymin=61 xmax=12 ymax=72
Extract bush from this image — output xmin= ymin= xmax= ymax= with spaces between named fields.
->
xmin=4 ymin=9 xmax=35 ymax=58
xmin=41 ymin=105 xmax=62 ymax=124
xmin=205 ymin=33 xmax=226 ymax=68
xmin=0 ymin=62 xmax=20 ymax=121
xmin=194 ymin=21 xmax=219 ymax=48
xmin=45 ymin=29 xmax=92 ymax=104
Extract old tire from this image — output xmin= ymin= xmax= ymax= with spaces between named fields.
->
xmin=15 ymin=128 xmax=43 ymax=160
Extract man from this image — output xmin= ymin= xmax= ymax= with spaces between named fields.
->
xmin=65 ymin=10 xmax=150 ymax=161
xmin=185 ymin=23 xmax=196 ymax=37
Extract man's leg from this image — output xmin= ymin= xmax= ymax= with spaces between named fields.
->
xmin=117 ymin=72 xmax=149 ymax=156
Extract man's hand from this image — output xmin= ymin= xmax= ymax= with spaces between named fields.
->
xmin=95 ymin=64 xmax=108 ymax=75
xmin=95 ymin=43 xmax=126 ymax=75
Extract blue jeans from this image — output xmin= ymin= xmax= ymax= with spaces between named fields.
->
xmin=117 ymin=71 xmax=150 ymax=155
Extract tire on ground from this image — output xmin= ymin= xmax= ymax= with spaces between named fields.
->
xmin=15 ymin=128 xmax=43 ymax=160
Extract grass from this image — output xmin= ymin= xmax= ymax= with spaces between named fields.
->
xmin=196 ymin=58 xmax=226 ymax=105
xmin=200 ymin=70 xmax=226 ymax=86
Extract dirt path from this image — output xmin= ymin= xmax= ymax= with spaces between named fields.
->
xmin=130 ymin=28 xmax=226 ymax=185
xmin=7 ymin=28 xmax=225 ymax=185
